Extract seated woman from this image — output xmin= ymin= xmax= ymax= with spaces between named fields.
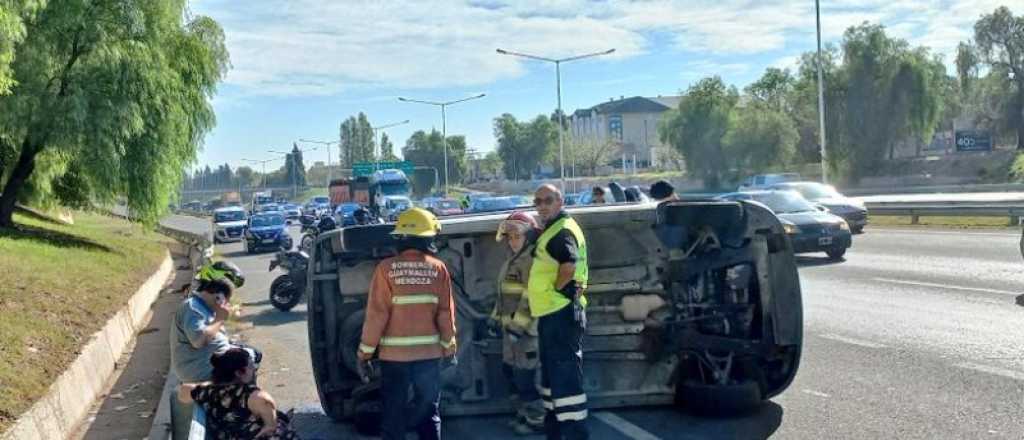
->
xmin=178 ymin=347 xmax=300 ymax=440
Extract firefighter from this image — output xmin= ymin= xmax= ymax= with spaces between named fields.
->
xmin=356 ymin=207 xmax=457 ymax=440
xmin=528 ymin=184 xmax=590 ymax=440
xmin=493 ymin=211 xmax=545 ymax=435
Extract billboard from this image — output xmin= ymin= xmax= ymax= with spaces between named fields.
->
xmin=955 ymin=130 xmax=993 ymax=152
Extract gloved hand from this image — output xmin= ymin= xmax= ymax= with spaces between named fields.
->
xmin=557 ymin=281 xmax=578 ymax=299
xmin=355 ymin=358 xmax=372 ymax=383
xmin=485 ymin=317 xmax=502 ymax=338
xmin=572 ymin=297 xmax=586 ymax=329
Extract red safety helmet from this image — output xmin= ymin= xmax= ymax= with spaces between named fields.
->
xmin=495 ymin=211 xmax=539 ymax=241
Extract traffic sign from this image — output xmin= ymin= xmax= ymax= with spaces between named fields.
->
xmin=352 ymin=161 xmax=415 ymax=177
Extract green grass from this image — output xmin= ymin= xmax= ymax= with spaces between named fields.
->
xmin=870 ymin=215 xmax=1018 ymax=229
xmin=0 ymin=212 xmax=170 ymax=431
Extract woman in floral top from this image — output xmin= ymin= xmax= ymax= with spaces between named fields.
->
xmin=178 ymin=347 xmax=300 ymax=439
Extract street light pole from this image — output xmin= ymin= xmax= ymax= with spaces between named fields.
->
xmin=370 ymin=119 xmax=411 ymax=169
xmin=815 ymin=0 xmax=829 ymax=184
xmin=269 ymin=146 xmax=317 ymax=199
xmin=242 ymin=157 xmax=285 ymax=193
xmin=299 ymin=139 xmax=340 ymax=186
xmin=497 ymin=47 xmax=615 ymax=193
xmin=399 ymin=94 xmax=486 ymax=195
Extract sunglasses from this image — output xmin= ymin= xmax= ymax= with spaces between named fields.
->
xmin=534 ymin=196 xmax=557 ymax=206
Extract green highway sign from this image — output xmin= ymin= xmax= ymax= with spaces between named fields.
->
xmin=352 ymin=161 xmax=415 ymax=177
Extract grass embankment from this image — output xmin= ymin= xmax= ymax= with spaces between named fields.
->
xmin=870 ymin=215 xmax=1018 ymax=229
xmin=0 ymin=211 xmax=170 ymax=432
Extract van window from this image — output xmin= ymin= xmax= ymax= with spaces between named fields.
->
xmin=755 ymin=176 xmax=766 ymax=185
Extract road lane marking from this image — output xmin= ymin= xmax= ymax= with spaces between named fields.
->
xmin=801 ymin=389 xmax=830 ymax=398
xmin=818 ymin=333 xmax=888 ymax=349
xmin=872 ymin=278 xmax=1020 ymax=296
xmin=954 ymin=362 xmax=1024 ymax=381
xmin=593 ymin=411 xmax=662 ymax=440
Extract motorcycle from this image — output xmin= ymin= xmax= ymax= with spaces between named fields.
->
xmin=298 ymin=214 xmax=319 ymax=252
xmin=268 ymin=249 xmax=309 ymax=312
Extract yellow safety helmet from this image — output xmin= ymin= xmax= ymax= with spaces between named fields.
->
xmin=391 ymin=207 xmax=441 ymax=237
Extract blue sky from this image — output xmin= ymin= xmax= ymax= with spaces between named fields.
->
xmin=190 ymin=0 xmax=1010 ymax=172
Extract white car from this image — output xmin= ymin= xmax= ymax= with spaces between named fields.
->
xmin=737 ymin=173 xmax=802 ymax=191
xmin=212 ymin=206 xmax=247 ymax=243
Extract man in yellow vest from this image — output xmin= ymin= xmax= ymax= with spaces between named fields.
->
xmin=357 ymin=208 xmax=457 ymax=440
xmin=528 ymin=184 xmax=590 ymax=440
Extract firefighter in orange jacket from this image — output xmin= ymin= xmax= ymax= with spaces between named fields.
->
xmin=357 ymin=208 xmax=456 ymax=440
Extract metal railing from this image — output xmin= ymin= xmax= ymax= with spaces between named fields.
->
xmin=864 ymin=200 xmax=1024 ymax=224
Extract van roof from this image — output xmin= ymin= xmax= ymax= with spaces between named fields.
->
xmin=214 ymin=206 xmax=245 ymax=213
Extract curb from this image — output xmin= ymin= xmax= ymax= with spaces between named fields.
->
xmin=1 ymin=250 xmax=175 ymax=440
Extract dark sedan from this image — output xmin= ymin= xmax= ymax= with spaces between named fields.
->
xmin=719 ymin=190 xmax=852 ymax=260
xmin=767 ymin=182 xmax=868 ymax=234
xmin=244 ymin=212 xmax=293 ymax=254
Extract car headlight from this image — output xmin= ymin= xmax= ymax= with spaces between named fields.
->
xmin=783 ymin=223 xmax=799 ymax=234
xmin=838 ymin=220 xmax=850 ymax=231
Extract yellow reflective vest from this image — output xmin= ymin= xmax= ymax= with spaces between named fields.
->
xmin=527 ymin=215 xmax=588 ymax=317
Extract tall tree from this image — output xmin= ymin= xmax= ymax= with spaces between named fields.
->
xmin=746 ymin=67 xmax=795 ymax=112
xmin=402 ymin=129 xmax=467 ymax=192
xmin=973 ymin=6 xmax=1024 ymax=149
xmin=569 ymin=137 xmax=616 ymax=176
xmin=723 ymin=105 xmax=799 ymax=176
xmin=235 ymin=166 xmax=255 ymax=189
xmin=0 ymin=0 xmax=229 ymax=226
xmin=659 ymin=77 xmax=738 ymax=189
xmin=0 ymin=0 xmax=43 ymax=95
xmin=493 ymin=113 xmax=556 ymax=181
xmin=338 ymin=112 xmax=376 ymax=166
xmin=837 ymin=24 xmax=942 ymax=177
xmin=283 ymin=143 xmax=307 ymax=187
xmin=379 ymin=132 xmax=398 ymax=161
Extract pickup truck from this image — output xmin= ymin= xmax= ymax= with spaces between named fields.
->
xmin=306 ymin=199 xmax=803 ymax=433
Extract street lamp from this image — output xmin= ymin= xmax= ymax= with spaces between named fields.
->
xmin=496 ymin=47 xmax=615 ymax=192
xmin=399 ymin=94 xmax=486 ymax=195
xmin=241 ymin=157 xmax=285 ymax=191
xmin=269 ymin=146 xmax=317 ymax=198
xmin=815 ymin=0 xmax=829 ymax=184
xmin=299 ymin=139 xmax=339 ymax=186
xmin=371 ymin=119 xmax=411 ymax=169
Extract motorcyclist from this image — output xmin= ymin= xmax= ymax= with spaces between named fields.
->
xmin=492 ymin=211 xmax=545 ymax=435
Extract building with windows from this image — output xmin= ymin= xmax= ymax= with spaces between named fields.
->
xmin=569 ymin=95 xmax=681 ymax=169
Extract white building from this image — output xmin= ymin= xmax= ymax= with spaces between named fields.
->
xmin=569 ymin=95 xmax=682 ymax=169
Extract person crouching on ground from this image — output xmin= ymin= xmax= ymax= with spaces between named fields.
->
xmin=492 ymin=211 xmax=545 ymax=435
xmin=178 ymin=348 xmax=300 ymax=439
xmin=357 ymin=207 xmax=457 ymax=440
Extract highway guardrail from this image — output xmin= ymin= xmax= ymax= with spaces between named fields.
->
xmin=864 ymin=200 xmax=1024 ymax=224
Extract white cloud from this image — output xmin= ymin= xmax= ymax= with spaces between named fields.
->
xmin=191 ymin=0 xmax=1016 ymax=97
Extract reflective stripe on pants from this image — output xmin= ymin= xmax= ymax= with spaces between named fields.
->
xmin=538 ymin=304 xmax=589 ymax=440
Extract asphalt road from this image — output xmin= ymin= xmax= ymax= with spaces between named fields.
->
xmin=164 ymin=213 xmax=1024 ymax=439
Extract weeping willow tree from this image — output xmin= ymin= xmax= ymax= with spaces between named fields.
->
xmin=0 ymin=0 xmax=229 ymax=227
xmin=834 ymin=24 xmax=944 ymax=181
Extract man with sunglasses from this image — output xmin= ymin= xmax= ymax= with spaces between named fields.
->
xmin=527 ymin=184 xmax=590 ymax=440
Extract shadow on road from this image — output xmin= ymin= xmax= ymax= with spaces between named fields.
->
xmin=238 ymin=307 xmax=308 ymax=327
xmin=795 ymin=256 xmax=844 ymax=268
xmin=243 ymin=298 xmax=273 ymax=307
xmin=605 ymin=401 xmax=784 ymax=440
